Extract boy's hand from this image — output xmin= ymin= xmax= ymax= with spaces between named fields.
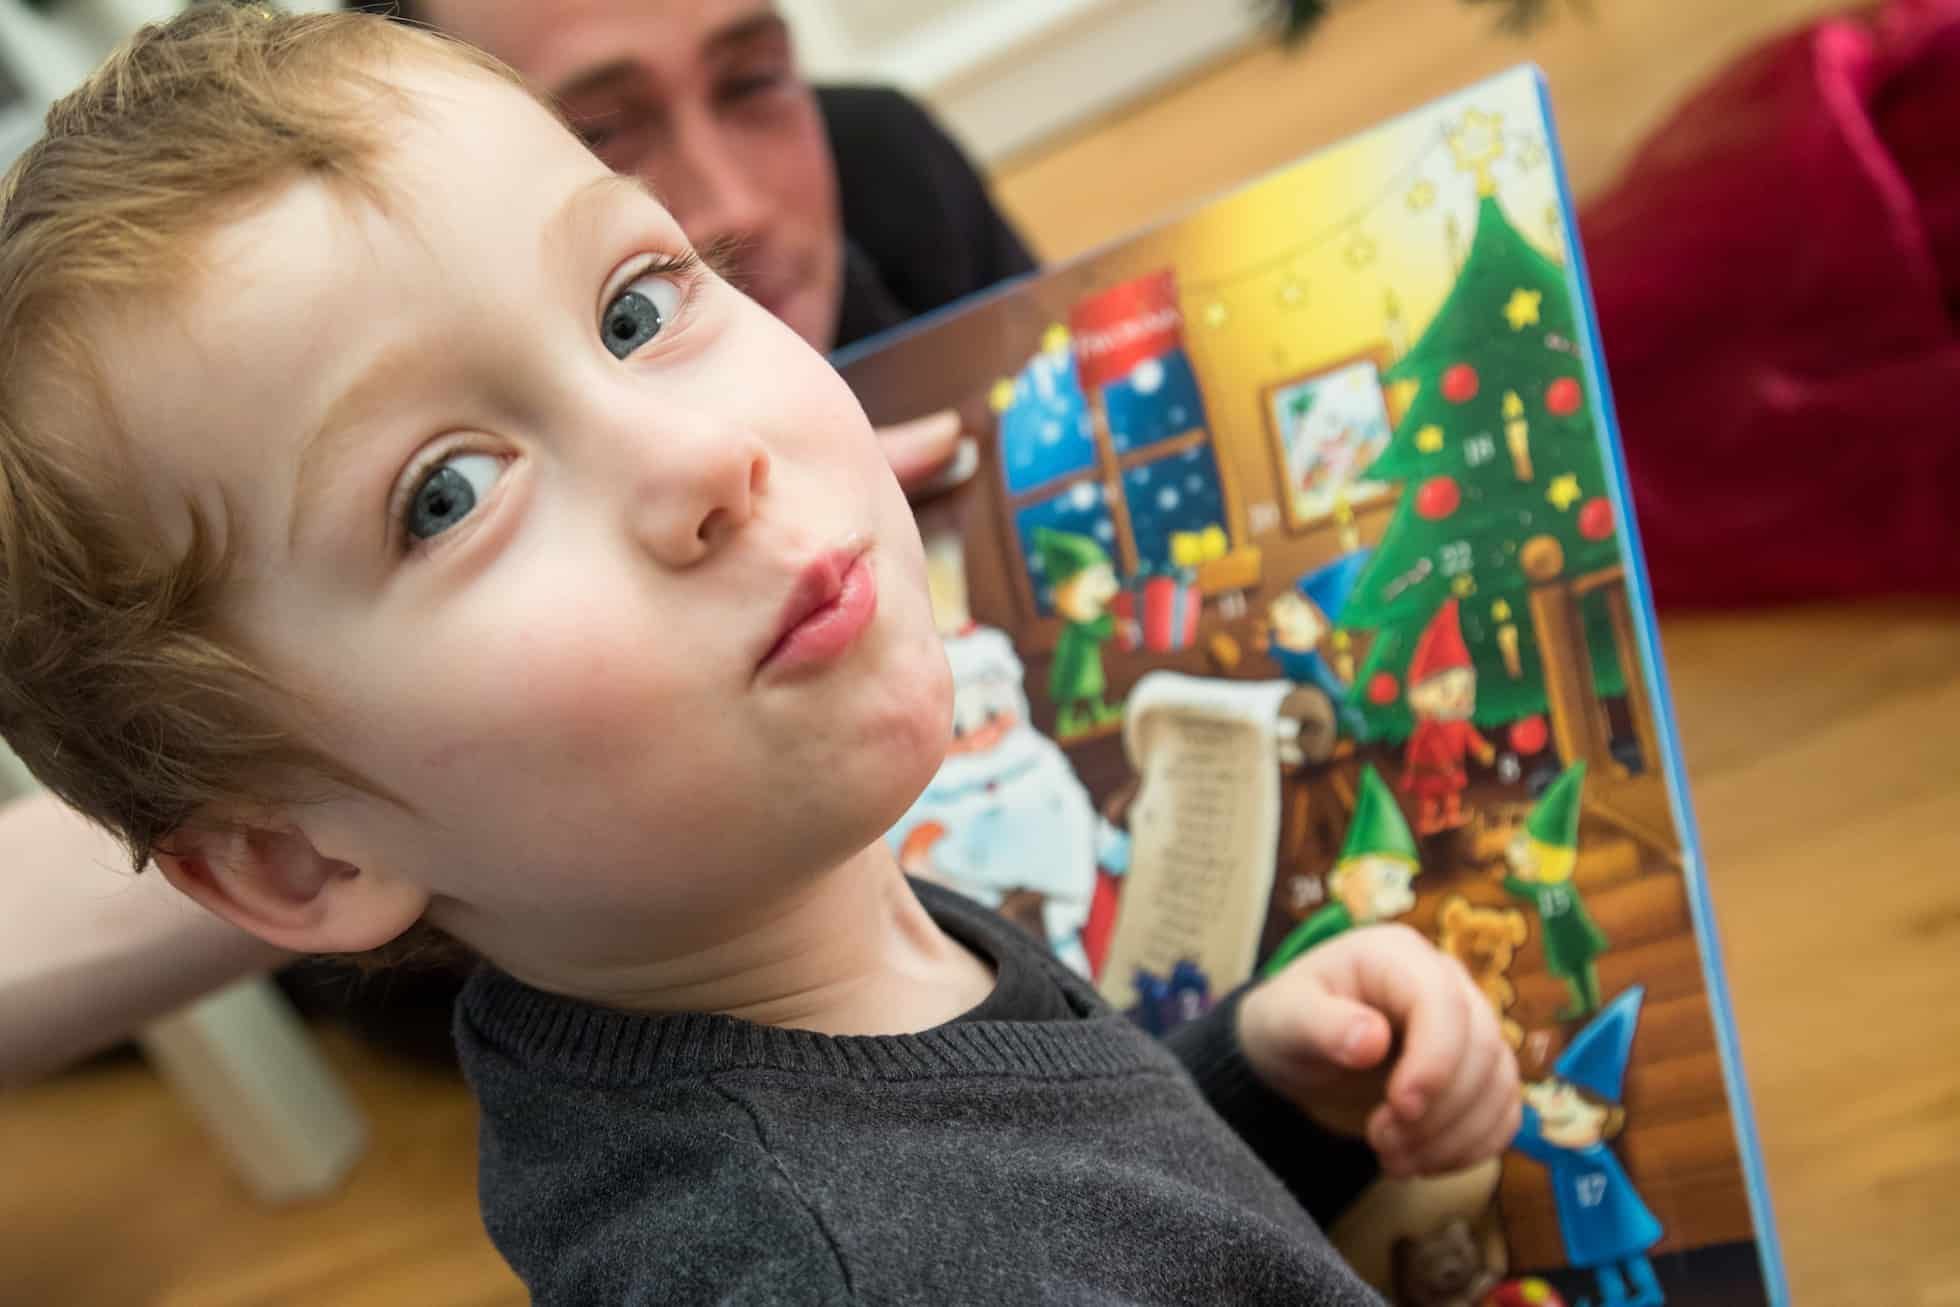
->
xmin=1238 ymin=924 xmax=1520 ymax=1179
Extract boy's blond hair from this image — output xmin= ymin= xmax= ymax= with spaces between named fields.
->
xmin=0 ymin=6 xmax=518 ymax=870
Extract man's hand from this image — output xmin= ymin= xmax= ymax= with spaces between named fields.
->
xmin=877 ymin=410 xmax=969 ymax=499
xmin=1237 ymin=923 xmax=1520 ymax=1179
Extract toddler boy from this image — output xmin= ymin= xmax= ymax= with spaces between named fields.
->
xmin=0 ymin=10 xmax=1516 ymax=1303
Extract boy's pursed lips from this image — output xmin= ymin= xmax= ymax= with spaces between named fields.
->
xmin=753 ymin=538 xmax=876 ymax=680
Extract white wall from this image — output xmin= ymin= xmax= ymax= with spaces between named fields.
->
xmin=0 ymin=0 xmax=1269 ymax=171
xmin=777 ymin=0 xmax=1267 ymax=164
xmin=0 ymin=0 xmax=341 ymax=171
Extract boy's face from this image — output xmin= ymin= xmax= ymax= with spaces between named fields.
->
xmin=104 ymin=60 xmax=950 ymax=977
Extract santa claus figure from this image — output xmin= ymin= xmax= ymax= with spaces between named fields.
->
xmin=1400 ymin=598 xmax=1496 ymax=835
xmin=886 ymin=625 xmax=1108 ymax=975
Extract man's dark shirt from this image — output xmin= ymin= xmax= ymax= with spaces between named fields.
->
xmin=818 ymin=85 xmax=1039 ymax=350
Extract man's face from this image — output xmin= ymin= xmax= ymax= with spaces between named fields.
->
xmin=103 ymin=58 xmax=949 ymax=984
xmin=423 ymin=0 xmax=846 ymax=351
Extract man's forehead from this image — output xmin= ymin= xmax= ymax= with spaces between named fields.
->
xmin=432 ymin=0 xmax=785 ymax=97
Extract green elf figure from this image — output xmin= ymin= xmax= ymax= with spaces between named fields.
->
xmin=1036 ymin=527 xmax=1123 ymax=737
xmin=1263 ymin=765 xmax=1420 ymax=976
xmin=1504 ymin=761 xmax=1609 ymax=1020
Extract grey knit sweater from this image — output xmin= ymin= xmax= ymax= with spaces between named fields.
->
xmin=455 ymin=880 xmax=1387 ymax=1305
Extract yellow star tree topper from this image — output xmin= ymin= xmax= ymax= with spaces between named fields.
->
xmin=1450 ymin=109 xmax=1505 ymax=195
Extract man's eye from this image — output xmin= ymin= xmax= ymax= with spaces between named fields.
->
xmin=406 ymin=452 xmax=501 ymax=542
xmin=602 ymin=272 xmax=685 ymax=359
xmin=719 ymin=71 xmax=785 ymax=104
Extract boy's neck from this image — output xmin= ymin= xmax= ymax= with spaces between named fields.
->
xmin=489 ymin=848 xmax=998 ymax=1037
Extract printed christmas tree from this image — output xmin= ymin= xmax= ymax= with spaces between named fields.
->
xmin=1344 ymin=154 xmax=1625 ymax=742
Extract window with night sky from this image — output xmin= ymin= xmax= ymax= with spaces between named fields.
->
xmin=996 ymin=338 xmax=1230 ymax=617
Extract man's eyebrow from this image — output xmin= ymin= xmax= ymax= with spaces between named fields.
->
xmin=550 ymin=11 xmax=787 ymax=102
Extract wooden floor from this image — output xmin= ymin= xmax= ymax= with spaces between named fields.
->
xmin=8 ymin=2 xmax=1958 ymax=1305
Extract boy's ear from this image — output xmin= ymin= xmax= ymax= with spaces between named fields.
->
xmin=154 ymin=820 xmax=428 ymax=956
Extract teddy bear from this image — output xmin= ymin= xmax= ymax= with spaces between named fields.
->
xmin=1390 ymin=1216 xmax=1503 ymax=1307
xmin=1436 ymin=894 xmax=1528 ymax=1049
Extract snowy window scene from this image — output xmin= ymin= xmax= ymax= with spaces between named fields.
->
xmin=994 ymin=271 xmax=1236 ymax=618
xmin=997 ymin=343 xmax=1231 ymax=618
xmin=998 ymin=345 xmax=1099 ymax=497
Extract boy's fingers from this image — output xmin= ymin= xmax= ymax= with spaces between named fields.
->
xmin=1403 ymin=1015 xmax=1505 ymax=1155
xmin=1410 ymin=1070 xmax=1523 ymax=1175
xmin=1251 ymin=985 xmax=1393 ymax=1085
xmin=1380 ymin=958 xmax=1470 ymax=1120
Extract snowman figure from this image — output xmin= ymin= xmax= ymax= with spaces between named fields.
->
xmin=888 ymin=625 xmax=1108 ymax=975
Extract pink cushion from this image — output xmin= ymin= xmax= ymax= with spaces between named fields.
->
xmin=1580 ymin=0 xmax=1960 ymax=606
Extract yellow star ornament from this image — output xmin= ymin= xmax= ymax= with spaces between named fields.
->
xmin=1452 ymin=574 xmax=1477 ymax=598
xmin=1503 ymin=289 xmax=1542 ymax=331
xmin=1416 ymin=425 xmax=1445 ymax=453
xmin=1546 ymin=474 xmax=1582 ymax=511
xmin=1449 ymin=109 xmax=1505 ymax=194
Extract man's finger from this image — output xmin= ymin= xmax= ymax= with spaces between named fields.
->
xmin=877 ymin=410 xmax=965 ymax=495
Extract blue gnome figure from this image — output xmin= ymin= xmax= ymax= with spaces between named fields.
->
xmin=1262 ymin=550 xmax=1371 ymax=736
xmin=1511 ymin=986 xmax=1666 ymax=1307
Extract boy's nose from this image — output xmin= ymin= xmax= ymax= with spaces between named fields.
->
xmin=624 ymin=420 xmax=771 ymax=569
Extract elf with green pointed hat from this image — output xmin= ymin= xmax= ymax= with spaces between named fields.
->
xmin=1036 ymin=527 xmax=1123 ymax=737
xmin=1263 ymin=766 xmax=1420 ymax=975
xmin=1503 ymin=761 xmax=1609 ymax=1019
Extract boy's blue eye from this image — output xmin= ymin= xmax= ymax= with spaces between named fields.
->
xmin=602 ymin=272 xmax=685 ymax=359
xmin=406 ymin=452 xmax=501 ymax=541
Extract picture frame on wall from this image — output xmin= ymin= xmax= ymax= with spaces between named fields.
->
xmin=1262 ymin=349 xmax=1399 ymax=533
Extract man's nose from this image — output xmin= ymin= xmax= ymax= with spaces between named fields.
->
xmin=657 ymin=108 xmax=768 ymax=251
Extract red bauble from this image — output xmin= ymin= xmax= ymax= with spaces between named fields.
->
xmin=1415 ymin=475 xmax=1461 ymax=520
xmin=1510 ymin=714 xmax=1549 ymax=755
xmin=1367 ymin=671 xmax=1400 ymax=705
xmin=1545 ymin=377 xmax=1583 ymax=416
xmin=1578 ymin=496 xmax=1614 ymax=541
xmin=1441 ymin=363 xmax=1479 ymax=403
